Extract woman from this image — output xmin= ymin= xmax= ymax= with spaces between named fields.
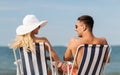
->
xmin=10 ymin=14 xmax=59 ymax=75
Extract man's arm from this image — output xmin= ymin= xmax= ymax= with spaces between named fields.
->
xmin=104 ymin=49 xmax=110 ymax=63
xmin=63 ymin=38 xmax=76 ymax=61
xmin=102 ymin=37 xmax=110 ymax=63
xmin=63 ymin=47 xmax=73 ymax=61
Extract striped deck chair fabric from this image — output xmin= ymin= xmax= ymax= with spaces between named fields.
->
xmin=70 ymin=44 xmax=109 ymax=75
xmin=14 ymin=42 xmax=53 ymax=75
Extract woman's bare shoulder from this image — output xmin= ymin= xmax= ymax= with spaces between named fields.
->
xmin=35 ymin=37 xmax=49 ymax=43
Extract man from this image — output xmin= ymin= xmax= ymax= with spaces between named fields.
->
xmin=62 ymin=15 xmax=109 ymax=74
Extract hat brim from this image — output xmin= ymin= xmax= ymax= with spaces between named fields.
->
xmin=16 ymin=20 xmax=48 ymax=35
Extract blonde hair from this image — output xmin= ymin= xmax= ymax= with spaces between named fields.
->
xmin=10 ymin=33 xmax=35 ymax=53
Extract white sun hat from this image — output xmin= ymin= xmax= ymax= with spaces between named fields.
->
xmin=16 ymin=15 xmax=48 ymax=35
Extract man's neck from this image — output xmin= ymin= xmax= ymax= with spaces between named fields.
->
xmin=82 ymin=31 xmax=95 ymax=40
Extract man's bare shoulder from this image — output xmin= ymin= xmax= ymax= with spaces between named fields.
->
xmin=99 ymin=37 xmax=107 ymax=41
xmin=69 ymin=37 xmax=82 ymax=44
xmin=68 ymin=37 xmax=82 ymax=48
xmin=97 ymin=37 xmax=108 ymax=45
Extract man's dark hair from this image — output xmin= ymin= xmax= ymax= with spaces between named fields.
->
xmin=77 ymin=15 xmax=94 ymax=32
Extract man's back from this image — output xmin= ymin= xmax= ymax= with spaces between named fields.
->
xmin=66 ymin=37 xmax=108 ymax=68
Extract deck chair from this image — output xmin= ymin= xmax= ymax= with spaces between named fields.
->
xmin=68 ymin=44 xmax=111 ymax=75
xmin=13 ymin=42 xmax=54 ymax=75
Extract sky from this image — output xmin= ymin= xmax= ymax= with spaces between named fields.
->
xmin=0 ymin=0 xmax=120 ymax=46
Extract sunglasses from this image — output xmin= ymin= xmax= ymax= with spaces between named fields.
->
xmin=75 ymin=25 xmax=78 ymax=29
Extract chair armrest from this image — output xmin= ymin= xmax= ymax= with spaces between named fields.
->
xmin=52 ymin=61 xmax=59 ymax=75
xmin=14 ymin=59 xmax=22 ymax=65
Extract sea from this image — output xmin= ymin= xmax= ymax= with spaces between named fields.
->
xmin=0 ymin=45 xmax=120 ymax=75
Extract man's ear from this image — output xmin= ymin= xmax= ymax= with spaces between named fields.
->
xmin=82 ymin=24 xmax=87 ymax=31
